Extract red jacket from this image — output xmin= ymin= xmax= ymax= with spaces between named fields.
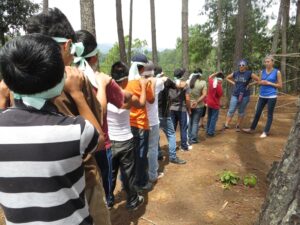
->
xmin=207 ymin=78 xmax=223 ymax=109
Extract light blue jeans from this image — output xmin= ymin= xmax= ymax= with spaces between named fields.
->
xmin=227 ymin=95 xmax=250 ymax=117
xmin=148 ymin=124 xmax=160 ymax=181
xmin=159 ymin=117 xmax=177 ymax=160
xmin=188 ymin=107 xmax=203 ymax=144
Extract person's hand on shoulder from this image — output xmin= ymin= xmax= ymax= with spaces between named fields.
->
xmin=139 ymin=77 xmax=148 ymax=88
xmin=64 ymin=66 xmax=84 ymax=95
xmin=95 ymin=72 xmax=112 ymax=88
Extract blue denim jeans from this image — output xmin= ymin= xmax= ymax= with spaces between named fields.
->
xmin=170 ymin=110 xmax=188 ymax=150
xmin=250 ymin=97 xmax=277 ymax=133
xmin=227 ymin=95 xmax=250 ymax=117
xmin=188 ymin=107 xmax=203 ymax=144
xmin=131 ymin=126 xmax=149 ymax=187
xmin=159 ymin=117 xmax=177 ymax=160
xmin=95 ymin=148 xmax=113 ymax=205
xmin=206 ymin=107 xmax=219 ymax=136
xmin=148 ymin=124 xmax=160 ymax=181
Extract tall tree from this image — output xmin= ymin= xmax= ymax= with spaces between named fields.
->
xmin=0 ymin=0 xmax=39 ymax=45
xmin=256 ymin=97 xmax=300 ymax=224
xmin=281 ymin=0 xmax=290 ymax=92
xmin=232 ymin=0 xmax=248 ymax=68
xmin=150 ymin=0 xmax=158 ymax=66
xmin=127 ymin=0 xmax=133 ymax=64
xmin=116 ymin=0 xmax=127 ymax=64
xmin=293 ymin=0 xmax=300 ymax=91
xmin=216 ymin=0 xmax=222 ymax=71
xmin=271 ymin=0 xmax=283 ymax=54
xmin=43 ymin=0 xmax=48 ymax=13
xmin=80 ymin=0 xmax=96 ymax=38
xmin=182 ymin=0 xmax=189 ymax=77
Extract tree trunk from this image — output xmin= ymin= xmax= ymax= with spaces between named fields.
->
xmin=80 ymin=0 xmax=96 ymax=38
xmin=0 ymin=30 xmax=5 ymax=46
xmin=292 ymin=0 xmax=300 ymax=93
xmin=217 ymin=0 xmax=222 ymax=71
xmin=182 ymin=0 xmax=189 ymax=78
xmin=232 ymin=0 xmax=247 ymax=68
xmin=281 ymin=0 xmax=290 ymax=93
xmin=116 ymin=0 xmax=127 ymax=64
xmin=256 ymin=98 xmax=300 ymax=225
xmin=150 ymin=0 xmax=158 ymax=66
xmin=271 ymin=0 xmax=283 ymax=54
xmin=42 ymin=0 xmax=48 ymax=13
xmin=127 ymin=0 xmax=133 ymax=65
xmin=228 ymin=0 xmax=247 ymax=101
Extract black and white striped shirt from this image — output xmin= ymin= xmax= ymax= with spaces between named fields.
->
xmin=0 ymin=101 xmax=99 ymax=225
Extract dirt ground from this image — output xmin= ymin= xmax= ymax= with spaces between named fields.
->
xmin=0 ymin=97 xmax=296 ymax=225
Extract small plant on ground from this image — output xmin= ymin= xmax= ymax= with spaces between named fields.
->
xmin=243 ymin=174 xmax=257 ymax=187
xmin=219 ymin=170 xmax=240 ymax=189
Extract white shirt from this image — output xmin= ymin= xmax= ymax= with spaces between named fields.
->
xmin=107 ymin=103 xmax=133 ymax=141
xmin=146 ymin=78 xmax=165 ymax=126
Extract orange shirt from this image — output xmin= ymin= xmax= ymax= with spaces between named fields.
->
xmin=126 ymin=80 xmax=154 ymax=130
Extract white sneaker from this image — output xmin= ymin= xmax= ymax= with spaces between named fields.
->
xmin=260 ymin=132 xmax=267 ymax=138
xmin=188 ymin=145 xmax=193 ymax=150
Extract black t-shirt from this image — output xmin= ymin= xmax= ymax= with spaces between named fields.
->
xmin=158 ymin=78 xmax=177 ymax=117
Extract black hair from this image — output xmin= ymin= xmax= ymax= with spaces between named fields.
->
xmin=216 ymin=72 xmax=224 ymax=79
xmin=0 ymin=34 xmax=64 ymax=94
xmin=137 ymin=65 xmax=144 ymax=73
xmin=194 ymin=68 xmax=202 ymax=74
xmin=174 ymin=68 xmax=185 ymax=79
xmin=111 ymin=61 xmax=129 ymax=82
xmin=75 ymin=30 xmax=97 ymax=60
xmin=154 ymin=66 xmax=163 ymax=76
xmin=26 ymin=8 xmax=76 ymax=42
xmin=189 ymin=75 xmax=201 ymax=89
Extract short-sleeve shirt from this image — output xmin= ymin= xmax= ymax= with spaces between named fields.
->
xmin=0 ymin=100 xmax=98 ymax=225
xmin=158 ymin=78 xmax=177 ymax=117
xmin=169 ymin=84 xmax=190 ymax=112
xmin=146 ymin=78 xmax=165 ymax=126
xmin=99 ymin=80 xmax=125 ymax=150
xmin=232 ymin=70 xmax=252 ymax=97
xmin=126 ymin=80 xmax=154 ymax=130
xmin=190 ymin=79 xmax=207 ymax=108
xmin=54 ymin=77 xmax=102 ymax=188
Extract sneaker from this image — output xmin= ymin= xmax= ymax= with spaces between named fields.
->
xmin=206 ymin=133 xmax=215 ymax=138
xmin=242 ymin=128 xmax=255 ymax=134
xmin=170 ymin=157 xmax=186 ymax=164
xmin=235 ymin=125 xmax=241 ymax=132
xmin=223 ymin=124 xmax=230 ymax=130
xmin=135 ymin=182 xmax=153 ymax=193
xmin=126 ymin=195 xmax=144 ymax=211
xmin=260 ymin=132 xmax=267 ymax=138
xmin=180 ymin=148 xmax=189 ymax=152
xmin=188 ymin=145 xmax=193 ymax=150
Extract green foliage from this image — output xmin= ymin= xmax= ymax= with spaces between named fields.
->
xmin=100 ymin=36 xmax=148 ymax=73
xmin=243 ymin=174 xmax=257 ymax=187
xmin=0 ymin=0 xmax=40 ymax=44
xmin=219 ymin=170 xmax=240 ymax=189
xmin=201 ymin=0 xmax=274 ymax=74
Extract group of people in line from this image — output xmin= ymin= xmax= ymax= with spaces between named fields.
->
xmin=0 ymin=7 xmax=283 ymax=225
